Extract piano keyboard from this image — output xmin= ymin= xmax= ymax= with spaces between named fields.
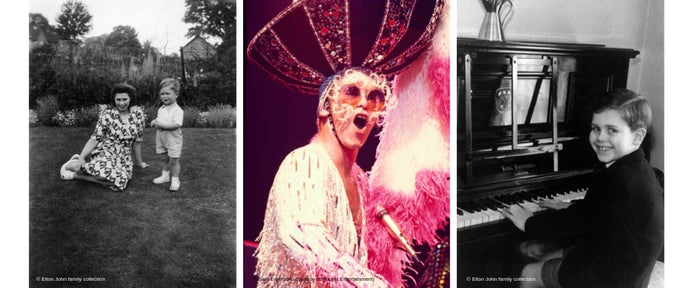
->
xmin=457 ymin=187 xmax=587 ymax=229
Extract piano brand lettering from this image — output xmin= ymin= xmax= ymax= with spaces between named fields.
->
xmin=514 ymin=170 xmax=530 ymax=176
xmin=500 ymin=163 xmax=536 ymax=172
xmin=515 ymin=163 xmax=535 ymax=169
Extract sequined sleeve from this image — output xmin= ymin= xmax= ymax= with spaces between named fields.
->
xmin=255 ymin=145 xmax=388 ymax=287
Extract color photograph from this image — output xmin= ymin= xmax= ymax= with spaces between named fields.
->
xmin=243 ymin=0 xmax=450 ymax=287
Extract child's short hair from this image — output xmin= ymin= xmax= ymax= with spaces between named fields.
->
xmin=160 ymin=78 xmax=180 ymax=95
xmin=593 ymin=89 xmax=652 ymax=131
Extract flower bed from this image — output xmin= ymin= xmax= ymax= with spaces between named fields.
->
xmin=31 ymin=102 xmax=235 ymax=128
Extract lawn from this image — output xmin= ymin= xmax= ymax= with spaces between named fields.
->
xmin=29 ymin=127 xmax=236 ymax=288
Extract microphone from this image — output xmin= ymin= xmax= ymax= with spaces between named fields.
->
xmin=375 ymin=206 xmax=421 ymax=264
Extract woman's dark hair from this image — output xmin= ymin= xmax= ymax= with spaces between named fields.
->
xmin=109 ymin=83 xmax=138 ymax=108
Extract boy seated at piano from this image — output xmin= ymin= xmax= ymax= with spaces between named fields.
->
xmin=502 ymin=89 xmax=663 ymax=288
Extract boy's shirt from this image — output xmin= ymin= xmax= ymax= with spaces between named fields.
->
xmin=156 ymin=103 xmax=184 ymax=127
xmin=524 ymin=148 xmax=663 ymax=288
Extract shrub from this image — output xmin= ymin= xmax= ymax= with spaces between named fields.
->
xmin=29 ymin=42 xmax=234 ymax=110
xmin=142 ymin=102 xmax=160 ymax=126
xmin=182 ymin=106 xmax=201 ymax=128
xmin=73 ymin=106 xmax=101 ymax=127
xmin=197 ymin=111 xmax=209 ymax=127
xmin=203 ymin=104 xmax=235 ymax=128
xmin=53 ymin=109 xmax=77 ymax=127
xmin=29 ymin=110 xmax=38 ymax=127
xmin=36 ymin=95 xmax=61 ymax=126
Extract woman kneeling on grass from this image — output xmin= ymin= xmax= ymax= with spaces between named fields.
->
xmin=60 ymin=83 xmax=149 ymax=191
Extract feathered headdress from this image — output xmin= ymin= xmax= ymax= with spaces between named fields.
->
xmin=246 ymin=0 xmax=445 ymax=95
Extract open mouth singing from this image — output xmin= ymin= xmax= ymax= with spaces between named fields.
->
xmin=354 ymin=114 xmax=368 ymax=129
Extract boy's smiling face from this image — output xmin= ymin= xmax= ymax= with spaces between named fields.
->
xmin=589 ymin=109 xmax=646 ymax=166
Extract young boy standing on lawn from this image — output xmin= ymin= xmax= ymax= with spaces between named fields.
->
xmin=151 ymin=78 xmax=184 ymax=192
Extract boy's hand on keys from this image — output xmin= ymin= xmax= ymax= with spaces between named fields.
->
xmin=502 ymin=204 xmax=533 ymax=232
xmin=539 ymin=199 xmax=572 ymax=210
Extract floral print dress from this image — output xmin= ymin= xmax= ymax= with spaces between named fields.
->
xmin=82 ymin=106 xmax=144 ymax=191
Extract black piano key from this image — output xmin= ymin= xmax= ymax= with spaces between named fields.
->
xmin=493 ymin=195 xmax=508 ymax=204
xmin=460 ymin=202 xmax=473 ymax=213
xmin=495 ymin=194 xmax=510 ymax=204
xmin=534 ymin=188 xmax=547 ymax=197
xmin=490 ymin=197 xmax=508 ymax=208
xmin=474 ymin=199 xmax=489 ymax=210
xmin=488 ymin=198 xmax=504 ymax=210
xmin=472 ymin=199 xmax=489 ymax=211
xmin=464 ymin=202 xmax=479 ymax=213
xmin=523 ymin=191 xmax=541 ymax=201
xmin=514 ymin=192 xmax=529 ymax=203
xmin=542 ymin=188 xmax=556 ymax=198
xmin=484 ymin=198 xmax=504 ymax=210
xmin=505 ymin=194 xmax=519 ymax=204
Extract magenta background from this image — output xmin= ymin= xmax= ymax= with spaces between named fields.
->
xmin=242 ymin=0 xmax=382 ymax=250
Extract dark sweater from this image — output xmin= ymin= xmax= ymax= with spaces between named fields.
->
xmin=525 ymin=149 xmax=664 ymax=288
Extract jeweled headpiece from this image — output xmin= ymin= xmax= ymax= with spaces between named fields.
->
xmin=247 ymin=0 xmax=445 ymax=95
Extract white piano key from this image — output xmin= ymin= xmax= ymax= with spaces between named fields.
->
xmin=458 ymin=187 xmax=588 ymax=229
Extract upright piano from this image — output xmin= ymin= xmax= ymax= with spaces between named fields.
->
xmin=456 ymin=38 xmax=639 ymax=287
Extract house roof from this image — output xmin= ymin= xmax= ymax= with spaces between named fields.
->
xmin=183 ymin=35 xmax=216 ymax=50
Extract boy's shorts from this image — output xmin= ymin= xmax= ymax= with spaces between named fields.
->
xmin=541 ymin=257 xmax=563 ymax=288
xmin=156 ymin=129 xmax=183 ymax=158
xmin=541 ymin=247 xmax=573 ymax=288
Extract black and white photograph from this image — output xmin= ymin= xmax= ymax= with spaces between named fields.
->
xmin=456 ymin=1 xmax=665 ymax=287
xmin=26 ymin=0 xmax=236 ymax=287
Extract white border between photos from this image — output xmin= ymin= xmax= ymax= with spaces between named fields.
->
xmin=448 ymin=1 xmax=457 ymax=286
xmin=4 ymin=2 xmax=29 ymax=287
xmin=235 ymin=1 xmax=244 ymax=288
xmin=666 ymin=1 xmax=699 ymax=286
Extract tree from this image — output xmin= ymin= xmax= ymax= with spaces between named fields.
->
xmin=183 ymin=0 xmax=235 ymax=45
xmin=141 ymin=40 xmax=161 ymax=56
xmin=55 ymin=0 xmax=92 ymax=43
xmin=55 ymin=0 xmax=92 ymax=84
xmin=29 ymin=13 xmax=55 ymax=41
xmin=84 ymin=34 xmax=109 ymax=46
xmin=104 ymin=25 xmax=142 ymax=50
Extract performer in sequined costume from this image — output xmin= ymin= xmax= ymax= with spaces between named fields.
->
xmin=246 ymin=1 xmax=448 ymax=287
xmin=255 ymin=68 xmax=393 ymax=287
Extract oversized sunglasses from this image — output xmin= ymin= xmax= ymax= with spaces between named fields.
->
xmin=338 ymin=84 xmax=386 ymax=112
